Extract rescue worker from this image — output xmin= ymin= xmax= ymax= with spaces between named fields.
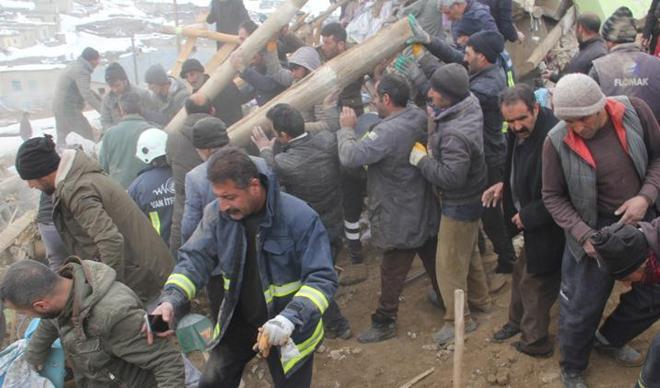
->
xmin=151 ymin=147 xmax=337 ymax=387
xmin=206 ymin=0 xmax=249 ymax=48
xmin=100 ymin=62 xmax=159 ymax=130
xmin=144 ymin=64 xmax=189 ymax=126
xmin=129 ymin=128 xmax=175 ymax=245
xmin=15 ymin=135 xmax=175 ymax=304
xmin=0 ymin=258 xmax=184 ymax=387
xmin=476 ymin=0 xmax=524 ymax=42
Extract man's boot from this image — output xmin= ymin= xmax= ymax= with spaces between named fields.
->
xmin=594 ymin=331 xmax=644 ymax=367
xmin=324 ymin=302 xmax=353 ymax=340
xmin=340 ymin=239 xmax=367 ymax=286
xmin=433 ymin=318 xmax=478 ymax=346
xmin=561 ymin=369 xmax=588 ymax=388
xmin=357 ymin=316 xmax=396 ymax=343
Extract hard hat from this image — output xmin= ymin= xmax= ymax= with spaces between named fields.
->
xmin=136 ymin=128 xmax=167 ymax=164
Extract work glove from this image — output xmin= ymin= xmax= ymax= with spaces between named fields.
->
xmin=406 ymin=14 xmax=431 ymax=45
xmin=409 ymin=142 xmax=428 ymax=167
xmin=393 ymin=55 xmax=426 ymax=87
xmin=262 ymin=315 xmax=295 ymax=346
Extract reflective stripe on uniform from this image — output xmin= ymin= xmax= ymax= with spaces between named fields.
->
xmin=213 ymin=322 xmax=221 ymax=339
xmin=282 ymin=320 xmax=324 ymax=374
xmin=148 ymin=211 xmax=161 ymax=235
xmin=507 ymin=70 xmax=515 ymax=87
xmin=294 ymin=285 xmax=329 ymax=313
xmin=165 ymin=273 xmax=196 ymax=300
xmin=223 ymin=275 xmax=231 ymax=291
xmin=263 ymin=281 xmax=302 ymax=304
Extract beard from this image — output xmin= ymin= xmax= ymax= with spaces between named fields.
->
xmin=38 ymin=310 xmax=61 ymax=319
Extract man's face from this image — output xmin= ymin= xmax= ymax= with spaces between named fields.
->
xmin=428 ymin=88 xmax=450 ymax=109
xmin=321 ymin=35 xmax=344 ymax=59
xmin=185 ymin=70 xmax=205 ymax=89
xmin=108 ymin=79 xmax=128 ymax=95
xmin=620 ymin=264 xmax=647 ymax=288
xmin=238 ymin=27 xmax=250 ymax=44
xmin=565 ymin=112 xmax=603 ymax=139
xmin=290 ymin=64 xmax=308 ymax=81
xmin=501 ymin=101 xmax=539 ymax=141
xmin=27 ymin=176 xmax=55 ymax=195
xmin=575 ymin=25 xmax=585 ymax=44
xmin=443 ymin=3 xmax=465 ymax=21
xmin=89 ymin=57 xmax=101 ymax=68
xmin=148 ymin=83 xmax=168 ymax=97
xmin=212 ymin=178 xmax=262 ymax=220
xmin=5 ymin=299 xmax=60 ymax=320
xmin=464 ymin=46 xmax=483 ymax=74
xmin=373 ymin=89 xmax=390 ymax=118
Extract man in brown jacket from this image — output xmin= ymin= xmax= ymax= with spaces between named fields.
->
xmin=15 ymin=135 xmax=175 ymax=304
xmin=541 ymin=73 xmax=660 ymax=388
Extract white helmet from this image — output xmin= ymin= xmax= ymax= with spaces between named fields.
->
xmin=136 ymin=128 xmax=167 ymax=164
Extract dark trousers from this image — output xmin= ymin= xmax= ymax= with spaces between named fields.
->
xmin=636 ymin=334 xmax=660 ymax=388
xmin=558 ymin=246 xmax=614 ymax=372
xmin=373 ymin=237 xmax=441 ymax=323
xmin=481 ymin=165 xmax=516 ymax=265
xmin=508 ymin=251 xmax=560 ymax=353
xmin=199 ymin=315 xmax=314 ymax=388
xmin=599 ymin=283 xmax=660 ymax=347
xmin=341 ymin=170 xmax=366 ymax=263
xmin=207 ymin=275 xmax=225 ymax=325
xmin=325 ymin=238 xmax=348 ymax=328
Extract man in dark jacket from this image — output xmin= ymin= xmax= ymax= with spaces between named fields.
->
xmin=101 ymin=62 xmax=159 ymax=130
xmin=180 ymin=58 xmax=243 ymax=126
xmin=99 ymin=91 xmax=151 ymax=189
xmin=337 ymin=74 xmax=442 ymax=343
xmin=206 ymin=0 xmax=249 ymax=48
xmin=484 ymin=84 xmax=564 ymax=357
xmin=590 ymin=6 xmax=660 ymax=121
xmin=53 ymin=47 xmax=102 ymax=144
xmin=129 ymin=128 xmax=175 ymax=245
xmin=409 ymin=64 xmax=491 ymax=346
xmin=541 ymin=73 xmax=660 ymax=387
xmin=408 ymin=25 xmax=517 ymax=273
xmin=1 ymin=258 xmax=184 ymax=387
xmin=152 ymin=147 xmax=337 ymax=387
xmin=15 ymin=135 xmax=175 ymax=305
xmin=642 ymin=0 xmax=660 ymax=55
xmin=166 ymin=94 xmax=215 ymax=253
xmin=145 ymin=64 xmax=190 ymax=126
xmin=543 ymin=13 xmax=607 ymax=81
xmin=476 ymin=0 xmax=522 ymax=42
xmin=439 ymin=0 xmax=498 ymax=44
xmin=253 ymin=103 xmax=351 ymax=339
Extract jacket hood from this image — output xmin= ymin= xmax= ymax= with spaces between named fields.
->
xmin=433 ymin=93 xmax=481 ymax=122
xmin=289 ymin=46 xmax=321 ymax=72
xmin=55 ymin=150 xmax=105 ymax=192
xmin=610 ymin=42 xmax=642 ymax=54
xmin=58 ymin=257 xmax=116 ymax=322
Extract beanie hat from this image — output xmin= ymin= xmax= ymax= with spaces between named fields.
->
xmin=15 ymin=134 xmax=60 ymax=180
xmin=105 ymin=62 xmax=128 ymax=84
xmin=467 ymin=31 xmax=505 ymax=63
xmin=552 ymin=73 xmax=606 ymax=120
xmin=192 ymin=117 xmax=229 ymax=149
xmin=591 ymin=223 xmax=649 ymax=279
xmin=288 ymin=46 xmax=321 ymax=72
xmin=601 ymin=6 xmax=637 ymax=44
xmin=144 ymin=64 xmax=169 ymax=85
xmin=180 ymin=58 xmax=205 ymax=79
xmin=81 ymin=47 xmax=99 ymax=61
xmin=430 ymin=63 xmax=470 ymax=101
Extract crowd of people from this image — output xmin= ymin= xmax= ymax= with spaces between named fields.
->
xmin=1 ymin=0 xmax=660 ymax=387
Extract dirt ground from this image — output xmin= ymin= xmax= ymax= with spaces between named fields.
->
xmin=237 ymin=245 xmax=658 ymax=388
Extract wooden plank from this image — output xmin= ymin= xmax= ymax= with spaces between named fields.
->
xmin=171 ymin=37 xmax=198 ymax=78
xmin=204 ymin=43 xmax=237 ymax=74
xmin=160 ymin=25 xmax=241 ymax=45
xmin=0 ymin=210 xmax=35 ymax=255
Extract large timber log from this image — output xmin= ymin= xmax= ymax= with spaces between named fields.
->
xmin=226 ymin=17 xmax=412 ymax=146
xmin=160 ymin=25 xmax=241 ymax=45
xmin=521 ymin=5 xmax=575 ymax=75
xmin=164 ymin=0 xmax=309 ymax=134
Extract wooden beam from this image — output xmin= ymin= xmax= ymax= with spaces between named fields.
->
xmin=204 ymin=43 xmax=237 ymax=74
xmin=226 ymin=17 xmax=412 ymax=146
xmin=170 ymin=37 xmax=198 ymax=78
xmin=520 ymin=6 xmax=575 ymax=75
xmin=164 ymin=0 xmax=310 ymax=134
xmin=160 ymin=25 xmax=241 ymax=45
xmin=0 ymin=210 xmax=35 ymax=255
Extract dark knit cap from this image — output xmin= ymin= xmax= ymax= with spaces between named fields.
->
xmin=601 ymin=6 xmax=637 ymax=43
xmin=591 ymin=223 xmax=649 ymax=279
xmin=15 ymin=134 xmax=60 ymax=180
xmin=105 ymin=62 xmax=128 ymax=84
xmin=467 ymin=31 xmax=505 ymax=63
xmin=430 ymin=63 xmax=470 ymax=101
xmin=81 ymin=47 xmax=100 ymax=61
xmin=180 ymin=58 xmax=205 ymax=79
xmin=144 ymin=64 xmax=169 ymax=85
xmin=192 ymin=117 xmax=229 ymax=149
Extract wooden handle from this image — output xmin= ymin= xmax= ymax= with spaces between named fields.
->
xmin=258 ymin=331 xmax=271 ymax=358
xmin=453 ymin=289 xmax=465 ymax=388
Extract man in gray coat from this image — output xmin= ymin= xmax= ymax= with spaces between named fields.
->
xmin=52 ymin=47 xmax=102 ymax=144
xmin=409 ymin=64 xmax=491 ymax=346
xmin=144 ymin=64 xmax=190 ymax=126
xmin=337 ymin=74 xmax=441 ymax=343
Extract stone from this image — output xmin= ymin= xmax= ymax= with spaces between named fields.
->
xmin=540 ymin=372 xmax=560 ymax=384
xmin=487 ymin=374 xmax=498 ymax=384
xmin=496 ymin=371 xmax=510 ymax=385
xmin=351 ymin=347 xmax=363 ymax=355
xmin=317 ymin=344 xmax=327 ymax=354
xmin=422 ymin=344 xmax=437 ymax=351
xmin=329 ymin=349 xmax=346 ymax=361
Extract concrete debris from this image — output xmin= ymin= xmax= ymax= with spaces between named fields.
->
xmin=540 ymin=371 xmax=560 ymax=384
xmin=328 ymin=347 xmax=363 ymax=361
xmin=407 ymin=331 xmax=417 ymax=340
xmin=422 ymin=344 xmax=437 ymax=351
xmin=496 ymin=371 xmax=510 ymax=385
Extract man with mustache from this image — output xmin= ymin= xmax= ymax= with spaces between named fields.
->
xmin=483 ymin=84 xmax=564 ymax=357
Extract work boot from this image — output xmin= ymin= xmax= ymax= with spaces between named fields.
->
xmin=427 ymin=288 xmax=445 ymax=310
xmin=560 ymin=369 xmax=588 ymax=388
xmin=339 ymin=262 xmax=368 ymax=286
xmin=488 ymin=273 xmax=507 ymax=293
xmin=492 ymin=323 xmax=520 ymax=342
xmin=325 ymin=317 xmax=353 ymax=340
xmin=357 ymin=321 xmax=396 ymax=343
xmin=594 ymin=331 xmax=644 ymax=367
xmin=346 ymin=238 xmax=364 ymax=263
xmin=432 ymin=318 xmax=478 ymax=346
xmin=512 ymin=340 xmax=553 ymax=358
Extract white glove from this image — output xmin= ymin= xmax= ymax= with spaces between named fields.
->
xmin=262 ymin=315 xmax=294 ymax=346
xmin=409 ymin=142 xmax=428 ymax=166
